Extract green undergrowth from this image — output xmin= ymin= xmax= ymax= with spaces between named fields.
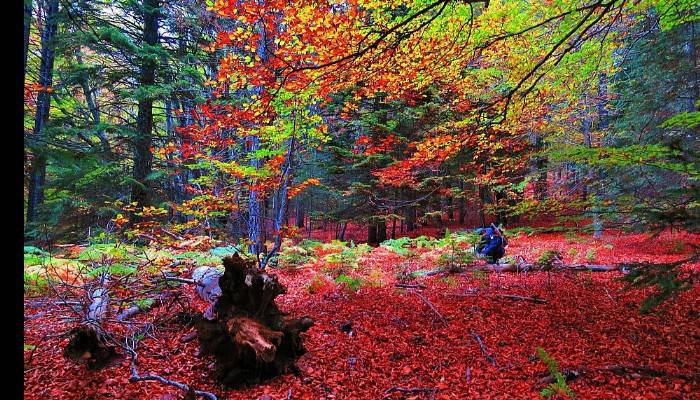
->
xmin=537 ymin=347 xmax=575 ymax=398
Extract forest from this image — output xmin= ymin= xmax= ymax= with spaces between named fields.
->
xmin=23 ymin=0 xmax=699 ymax=399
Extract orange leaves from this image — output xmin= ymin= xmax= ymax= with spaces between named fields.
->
xmin=287 ymin=178 xmax=321 ymax=199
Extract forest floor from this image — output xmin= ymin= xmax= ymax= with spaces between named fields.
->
xmin=24 ymin=229 xmax=700 ymax=399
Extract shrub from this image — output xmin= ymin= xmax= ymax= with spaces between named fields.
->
xmin=24 ymin=270 xmax=48 ymax=293
xmin=277 ymin=245 xmax=314 ymax=268
xmin=335 ymin=274 xmax=363 ymax=292
xmin=381 ymin=237 xmax=414 ymax=256
xmin=537 ymin=250 xmax=563 ymax=269
xmin=441 ymin=276 xmax=458 ymax=287
xmin=471 ymin=269 xmax=489 ymax=288
xmin=585 ymin=248 xmax=596 ymax=263
xmin=365 ymin=268 xmax=384 ymax=287
xmin=78 ymin=243 xmax=131 ymax=262
xmin=306 ymin=274 xmax=333 ymax=294
xmin=24 ymin=246 xmax=49 ymax=256
xmin=87 ymin=263 xmax=137 ymax=278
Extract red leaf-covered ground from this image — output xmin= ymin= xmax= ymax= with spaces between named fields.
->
xmin=25 ymin=230 xmax=700 ymax=399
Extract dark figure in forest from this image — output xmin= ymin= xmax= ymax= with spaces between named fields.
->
xmin=476 ymin=227 xmax=506 ymax=263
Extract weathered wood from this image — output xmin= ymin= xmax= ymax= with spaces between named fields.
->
xmin=195 ymin=254 xmax=312 ymax=388
xmin=63 ymin=325 xmax=118 ymax=369
xmin=65 ymin=281 xmax=117 ymax=369
xmin=470 ymin=263 xmax=620 ymax=273
xmin=191 ymin=266 xmax=224 ymax=320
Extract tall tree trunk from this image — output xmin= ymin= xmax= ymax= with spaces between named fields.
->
xmin=75 ymin=51 xmax=110 ymax=154
xmin=376 ymin=219 xmax=387 ymax=243
xmin=248 ymin=136 xmax=263 ymax=256
xmin=528 ymin=131 xmax=547 ymax=201
xmin=405 ymin=206 xmax=415 ymax=231
xmin=295 ymin=199 xmax=304 ymax=228
xmin=23 ymin=0 xmax=32 ymax=77
xmin=583 ymin=104 xmax=602 ymax=238
xmin=457 ymin=179 xmax=466 ymax=225
xmin=261 ymin=133 xmax=295 ymax=269
xmin=26 ymin=0 xmax=59 ymax=226
xmin=478 ymin=186 xmax=487 ymax=227
xmin=338 ymin=221 xmax=347 ymax=241
xmin=367 ymin=223 xmax=377 ymax=244
xmin=131 ymin=0 xmax=159 ymax=207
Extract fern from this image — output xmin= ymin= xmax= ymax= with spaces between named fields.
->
xmin=537 ymin=347 xmax=575 ymax=399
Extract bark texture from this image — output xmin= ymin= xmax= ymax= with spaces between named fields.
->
xmin=195 ymin=255 xmax=312 ymax=388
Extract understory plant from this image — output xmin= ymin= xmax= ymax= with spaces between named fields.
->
xmin=537 ymin=347 xmax=575 ymax=399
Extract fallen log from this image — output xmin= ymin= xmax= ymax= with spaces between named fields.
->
xmin=116 ymin=296 xmax=163 ymax=322
xmin=471 ymin=263 xmax=620 ymax=273
xmin=195 ymin=254 xmax=313 ymax=388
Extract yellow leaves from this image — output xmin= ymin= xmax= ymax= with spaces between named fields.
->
xmin=112 ymin=213 xmax=129 ymax=227
xmin=135 ymin=206 xmax=168 ymax=218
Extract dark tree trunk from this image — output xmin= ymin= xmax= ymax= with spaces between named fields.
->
xmin=295 ymin=200 xmax=304 ymax=228
xmin=26 ymin=0 xmax=59 ymax=225
xmin=443 ymin=196 xmax=454 ymax=221
xmin=493 ymin=190 xmax=507 ymax=226
xmin=377 ymin=219 xmax=387 ymax=243
xmin=23 ymin=0 xmax=32 ymax=76
xmin=195 ymin=255 xmax=312 ymax=388
xmin=367 ymin=223 xmax=377 ymax=244
xmin=338 ymin=221 xmax=347 ymax=241
xmin=583 ymin=108 xmax=602 ymax=238
xmin=131 ymin=0 xmax=160 ymax=208
xmin=406 ymin=206 xmax=416 ymax=231
xmin=478 ymin=185 xmax=487 ymax=227
xmin=75 ymin=51 xmax=110 ymax=154
xmin=457 ymin=180 xmax=466 ymax=224
xmin=529 ymin=132 xmax=547 ymax=201
xmin=248 ymin=136 xmax=263 ymax=255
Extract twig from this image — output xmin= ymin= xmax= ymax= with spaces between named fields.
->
xmin=395 ymin=283 xmax=426 ymax=289
xmin=180 ymin=331 xmax=198 ymax=343
xmin=492 ymin=294 xmax=547 ymax=304
xmin=159 ymin=228 xmax=184 ymax=241
xmin=161 ymin=273 xmax=202 ymax=286
xmin=383 ymin=387 xmax=437 ymax=399
xmin=603 ymin=287 xmax=615 ymax=301
xmin=601 ymin=364 xmax=700 ymax=381
xmin=470 ymin=330 xmax=496 ymax=366
xmin=127 ymin=344 xmax=217 ymax=400
xmin=412 ymin=291 xmax=447 ymax=323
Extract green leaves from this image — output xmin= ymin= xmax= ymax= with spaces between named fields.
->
xmin=537 ymin=347 xmax=575 ymax=399
xmin=548 ymin=144 xmax=693 ymax=175
xmin=660 ymin=109 xmax=700 ymax=130
xmin=620 ymin=258 xmax=695 ymax=314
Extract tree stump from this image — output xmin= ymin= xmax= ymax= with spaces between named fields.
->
xmin=195 ymin=254 xmax=313 ymax=387
xmin=63 ymin=325 xmax=118 ymax=369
